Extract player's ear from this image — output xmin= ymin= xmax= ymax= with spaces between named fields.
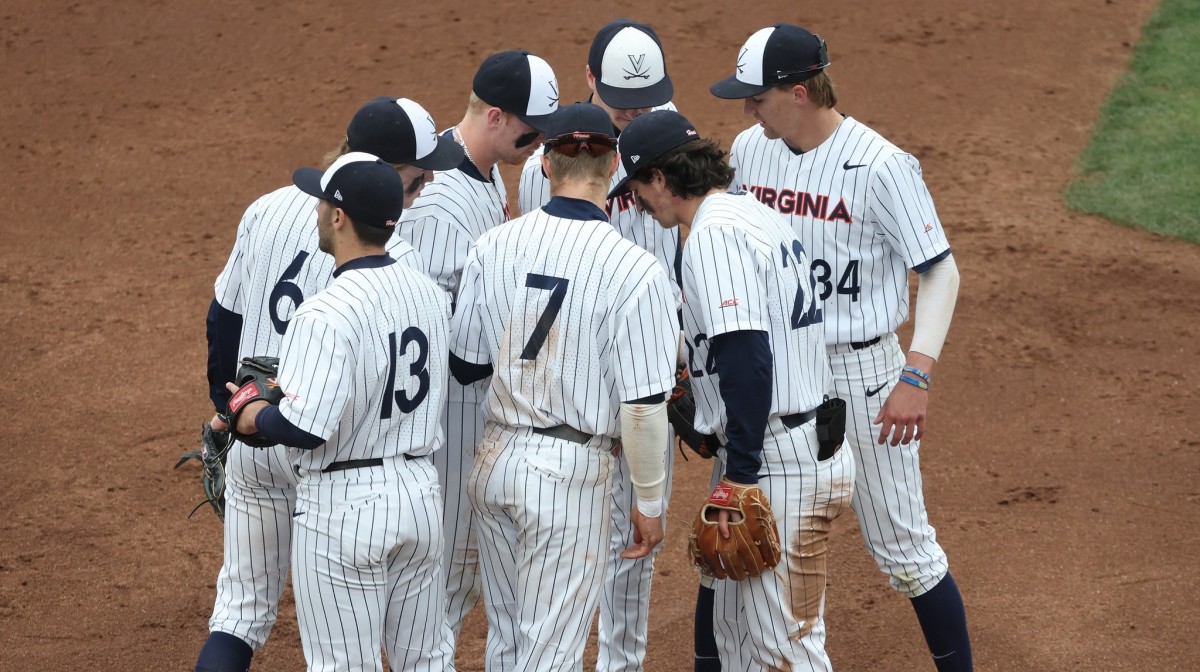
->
xmin=540 ymin=153 xmax=553 ymax=179
xmin=791 ymin=83 xmax=810 ymax=105
xmin=585 ymin=64 xmax=596 ymax=91
xmin=487 ymin=107 xmax=504 ymax=129
xmin=607 ymin=152 xmax=620 ymax=179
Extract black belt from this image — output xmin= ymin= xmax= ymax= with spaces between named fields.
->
xmin=848 ymin=336 xmax=882 ymax=351
xmin=322 ymin=455 xmax=417 ymax=473
xmin=780 ymin=409 xmax=818 ymax=429
xmin=531 ymin=425 xmax=594 ymax=445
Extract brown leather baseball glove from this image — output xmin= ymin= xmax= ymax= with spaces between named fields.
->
xmin=688 ymin=478 xmax=783 ymax=580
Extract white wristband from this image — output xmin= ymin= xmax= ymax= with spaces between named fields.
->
xmin=636 ymin=498 xmax=664 ymax=518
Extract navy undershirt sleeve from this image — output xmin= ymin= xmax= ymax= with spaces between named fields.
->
xmin=449 ymin=353 xmax=494 ymax=386
xmin=206 ymin=298 xmax=243 ymax=414
xmin=711 ymin=330 xmax=773 ymax=485
xmin=255 ymin=405 xmax=325 ymax=450
xmin=626 ymin=392 xmax=666 ymax=405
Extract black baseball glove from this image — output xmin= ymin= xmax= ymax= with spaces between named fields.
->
xmin=667 ymin=367 xmax=721 ymax=460
xmin=175 ymin=419 xmax=233 ymax=520
xmin=226 ymin=356 xmax=286 ymax=448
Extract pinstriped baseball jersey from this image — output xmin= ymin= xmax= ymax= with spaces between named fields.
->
xmin=681 ymin=192 xmax=830 ymax=438
xmin=518 ymin=103 xmax=681 ymax=299
xmin=450 ymin=202 xmax=678 ymax=436
xmin=729 ymin=117 xmax=950 ymax=346
xmin=274 ymin=257 xmax=451 ymax=472
xmin=216 ymin=184 xmax=423 ymax=362
xmin=390 ymin=132 xmax=510 ymax=302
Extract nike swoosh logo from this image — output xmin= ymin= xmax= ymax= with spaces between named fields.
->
xmin=292 ymin=511 xmax=305 ymax=518
xmin=865 ymin=382 xmax=888 ymax=397
xmin=843 ymin=161 xmax=867 ymax=170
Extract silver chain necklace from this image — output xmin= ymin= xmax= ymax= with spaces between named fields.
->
xmin=453 ymin=126 xmax=494 ymax=182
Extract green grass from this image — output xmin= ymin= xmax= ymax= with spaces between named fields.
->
xmin=1065 ymin=0 xmax=1200 ymax=243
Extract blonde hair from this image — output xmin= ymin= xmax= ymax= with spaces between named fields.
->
xmin=783 ymin=71 xmax=837 ymax=109
xmin=323 ymin=139 xmax=351 ymax=169
xmin=545 ymin=149 xmax=614 ymax=187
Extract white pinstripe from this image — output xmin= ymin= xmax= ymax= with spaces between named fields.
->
xmin=275 ymin=259 xmax=454 ymax=670
xmin=730 ymin=117 xmax=954 ymax=597
xmin=388 ymin=147 xmax=509 ymax=652
xmin=450 ymin=205 xmax=678 ymax=670
xmin=519 ymin=113 xmax=682 ymax=670
xmin=680 ymin=191 xmax=851 ymax=670
xmin=208 ymin=184 xmax=420 ymax=649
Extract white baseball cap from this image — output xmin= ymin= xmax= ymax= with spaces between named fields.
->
xmin=588 ymin=19 xmax=673 ymax=109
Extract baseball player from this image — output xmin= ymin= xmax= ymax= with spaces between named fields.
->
xmin=515 ymin=22 xmax=680 ymax=670
xmin=194 ymin=99 xmax=462 ymax=672
xmin=712 ymin=24 xmax=971 ymax=671
xmin=449 ymin=103 xmax=678 ymax=672
xmin=227 ymin=152 xmax=455 ymax=671
xmin=616 ymin=109 xmax=855 ymax=671
xmin=388 ymin=49 xmax=558 ymax=656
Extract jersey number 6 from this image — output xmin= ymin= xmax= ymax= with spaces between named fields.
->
xmin=269 ymin=251 xmax=310 ymax=335
xmin=380 ymin=327 xmax=430 ymax=419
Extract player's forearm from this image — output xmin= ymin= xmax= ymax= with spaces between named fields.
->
xmin=619 ymin=396 xmax=669 ymax=517
xmin=206 ymin=298 xmax=243 ymax=414
xmin=254 ymin=405 xmax=325 ymax=450
xmin=909 ymin=254 xmax=960 ymax=362
xmin=711 ymin=330 xmax=772 ymax=485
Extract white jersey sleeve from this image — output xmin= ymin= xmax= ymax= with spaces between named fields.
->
xmin=213 ymin=198 xmax=258 ymax=314
xmin=386 ymin=234 xmax=425 ymax=273
xmin=517 ymin=147 xmax=550 ymax=216
xmin=869 ymin=153 xmax=950 ymax=269
xmin=682 ymin=223 xmax=771 ymax=337
xmin=449 ymin=243 xmax=490 ymax=365
xmin=275 ymin=307 xmax=356 ymax=441
xmin=611 ymin=270 xmax=678 ymax=402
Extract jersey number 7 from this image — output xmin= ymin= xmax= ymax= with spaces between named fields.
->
xmin=380 ymin=327 xmax=430 ymax=419
xmin=520 ymin=273 xmax=570 ymax=360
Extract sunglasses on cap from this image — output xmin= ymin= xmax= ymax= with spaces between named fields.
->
xmin=544 ymin=132 xmax=617 ymax=158
xmin=773 ymin=35 xmax=830 ymax=81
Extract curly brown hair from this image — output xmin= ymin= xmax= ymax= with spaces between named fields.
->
xmin=630 ymin=138 xmax=735 ymax=198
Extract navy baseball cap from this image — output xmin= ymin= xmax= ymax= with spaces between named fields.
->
xmin=710 ymin=24 xmax=830 ymax=99
xmin=588 ymin=19 xmax=673 ymax=109
xmin=293 ymin=152 xmax=405 ymax=229
xmin=608 ymin=109 xmax=700 ymax=199
xmin=542 ymin=103 xmax=616 ymax=142
xmin=472 ymin=50 xmax=560 ymax=132
xmin=346 ymin=97 xmax=463 ymax=170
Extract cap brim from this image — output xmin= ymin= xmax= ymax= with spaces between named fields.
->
xmin=516 ymin=112 xmax=554 ymax=133
xmin=292 ymin=167 xmax=326 ymax=200
xmin=607 ymin=175 xmax=633 ymax=202
xmin=709 ymin=75 xmax=772 ymax=99
xmin=410 ymin=135 xmax=465 ymax=171
xmin=596 ymin=77 xmax=673 ymax=110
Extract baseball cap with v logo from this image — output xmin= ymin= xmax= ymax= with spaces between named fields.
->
xmin=710 ymin=24 xmax=830 ymax=99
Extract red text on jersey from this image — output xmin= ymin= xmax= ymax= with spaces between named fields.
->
xmin=744 ymin=184 xmax=852 ymax=223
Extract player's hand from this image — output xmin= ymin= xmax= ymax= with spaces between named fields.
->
xmin=706 ymin=504 xmax=746 ymax=539
xmin=621 ymin=508 xmax=665 ymax=559
xmin=209 ymin=413 xmax=230 ymax=432
xmin=611 ymin=440 xmax=623 ymax=458
xmin=224 ymin=382 xmax=268 ymax=436
xmin=873 ymin=380 xmax=927 ymax=446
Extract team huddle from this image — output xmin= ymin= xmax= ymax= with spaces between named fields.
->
xmin=183 ymin=19 xmax=972 ymax=672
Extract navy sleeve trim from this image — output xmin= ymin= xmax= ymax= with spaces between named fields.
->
xmin=256 ymin=405 xmax=325 ymax=450
xmin=626 ymin=392 xmax=666 ymax=405
xmin=711 ymin=330 xmax=772 ymax=485
xmin=913 ymin=248 xmax=951 ymax=274
xmin=450 ymin=352 xmax=493 ymax=386
xmin=206 ymin=299 xmax=243 ymax=414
